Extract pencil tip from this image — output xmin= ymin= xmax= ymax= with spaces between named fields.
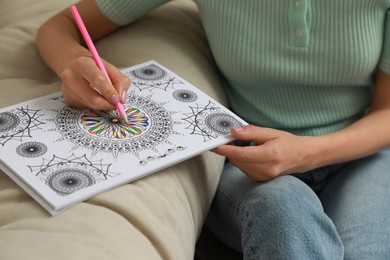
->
xmin=121 ymin=114 xmax=129 ymax=125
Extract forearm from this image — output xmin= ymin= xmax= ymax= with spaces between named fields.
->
xmin=37 ymin=12 xmax=88 ymax=75
xmin=309 ymin=70 xmax=390 ymax=168
xmin=36 ymin=0 xmax=119 ymax=76
xmin=310 ymin=110 xmax=390 ymax=168
xmin=35 ymin=0 xmax=128 ymax=110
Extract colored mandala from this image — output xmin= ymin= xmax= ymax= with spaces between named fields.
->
xmin=53 ymin=92 xmax=177 ymax=158
xmin=80 ymin=107 xmax=149 ymax=139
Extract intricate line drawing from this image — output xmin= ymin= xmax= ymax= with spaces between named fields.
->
xmin=16 ymin=141 xmax=47 ymax=158
xmin=138 ymin=145 xmax=186 ymax=166
xmin=0 ymin=107 xmax=45 ymax=146
xmin=49 ymin=95 xmax=64 ymax=103
xmin=28 ymin=154 xmax=117 ymax=196
xmin=51 ymin=92 xmax=180 ymax=158
xmin=80 ymin=108 xmax=149 ymax=139
xmin=172 ymin=89 xmax=198 ymax=103
xmin=205 ymin=113 xmax=242 ymax=135
xmin=182 ymin=101 xmax=242 ymax=142
xmin=130 ymin=64 xmax=168 ymax=81
xmin=0 ymin=112 xmax=20 ymax=132
xmin=126 ymin=64 xmax=184 ymax=92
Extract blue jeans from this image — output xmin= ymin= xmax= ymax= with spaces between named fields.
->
xmin=205 ymin=148 xmax=390 ymax=259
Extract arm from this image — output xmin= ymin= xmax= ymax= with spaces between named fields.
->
xmin=213 ymin=70 xmax=390 ymax=181
xmin=37 ymin=0 xmax=131 ymax=110
xmin=309 ymin=70 xmax=390 ymax=165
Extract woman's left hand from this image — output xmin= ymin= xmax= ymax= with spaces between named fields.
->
xmin=211 ymin=125 xmax=316 ymax=182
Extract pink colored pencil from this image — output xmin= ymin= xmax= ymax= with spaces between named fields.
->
xmin=70 ymin=5 xmax=128 ymax=124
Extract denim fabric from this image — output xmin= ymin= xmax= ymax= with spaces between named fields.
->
xmin=206 ymin=149 xmax=390 ymax=259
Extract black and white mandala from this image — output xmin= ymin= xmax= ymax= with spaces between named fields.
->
xmin=16 ymin=141 xmax=47 ymax=158
xmin=0 ymin=107 xmax=45 ymax=146
xmin=172 ymin=89 xmax=198 ymax=103
xmin=28 ymin=154 xmax=117 ymax=196
xmin=182 ymin=101 xmax=242 ymax=141
xmin=126 ymin=64 xmax=184 ymax=92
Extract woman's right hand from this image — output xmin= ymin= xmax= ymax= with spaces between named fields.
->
xmin=36 ymin=0 xmax=128 ymax=111
xmin=59 ymin=54 xmax=131 ymax=110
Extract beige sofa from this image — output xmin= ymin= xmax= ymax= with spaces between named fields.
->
xmin=0 ymin=0 xmax=235 ymax=259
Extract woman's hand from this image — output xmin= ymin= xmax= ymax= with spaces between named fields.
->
xmin=212 ymin=125 xmax=316 ymax=182
xmin=36 ymin=0 xmax=129 ymax=110
xmin=59 ymin=55 xmax=131 ymax=110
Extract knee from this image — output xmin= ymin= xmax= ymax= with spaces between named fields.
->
xmin=240 ymin=176 xmax=344 ymax=259
xmin=243 ymin=175 xmax=322 ymax=221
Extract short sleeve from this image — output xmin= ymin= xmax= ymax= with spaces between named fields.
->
xmin=95 ymin=0 xmax=170 ymax=26
xmin=379 ymin=10 xmax=390 ymax=74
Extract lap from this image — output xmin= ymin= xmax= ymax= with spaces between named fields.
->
xmin=207 ymin=149 xmax=390 ymax=259
xmin=207 ymin=163 xmax=337 ymax=256
xmin=320 ymin=149 xmax=390 ymax=259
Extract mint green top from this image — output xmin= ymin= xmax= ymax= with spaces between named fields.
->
xmin=96 ymin=0 xmax=390 ymax=136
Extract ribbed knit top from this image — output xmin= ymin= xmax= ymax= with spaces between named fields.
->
xmin=96 ymin=0 xmax=390 ymax=136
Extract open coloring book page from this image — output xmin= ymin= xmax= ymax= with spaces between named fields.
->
xmin=0 ymin=60 xmax=246 ymax=215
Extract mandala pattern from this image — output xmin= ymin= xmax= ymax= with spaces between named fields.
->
xmin=126 ymin=64 xmax=184 ymax=92
xmin=138 ymin=145 xmax=185 ymax=166
xmin=80 ymin=107 xmax=149 ymax=139
xmin=0 ymin=107 xmax=45 ymax=146
xmin=52 ymin=92 xmax=178 ymax=158
xmin=182 ymin=101 xmax=242 ymax=142
xmin=130 ymin=64 xmax=167 ymax=81
xmin=16 ymin=141 xmax=47 ymax=158
xmin=0 ymin=112 xmax=20 ymax=132
xmin=172 ymin=89 xmax=198 ymax=103
xmin=49 ymin=95 xmax=65 ymax=103
xmin=205 ymin=113 xmax=241 ymax=135
xmin=28 ymin=154 xmax=116 ymax=196
xmin=46 ymin=168 xmax=95 ymax=196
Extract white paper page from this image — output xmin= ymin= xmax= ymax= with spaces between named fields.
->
xmin=0 ymin=60 xmax=247 ymax=215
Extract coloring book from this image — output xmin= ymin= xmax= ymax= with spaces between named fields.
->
xmin=0 ymin=61 xmax=246 ymax=215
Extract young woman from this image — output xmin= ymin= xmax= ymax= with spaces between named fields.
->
xmin=37 ymin=0 xmax=390 ymax=258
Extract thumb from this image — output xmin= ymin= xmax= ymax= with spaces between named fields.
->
xmin=231 ymin=125 xmax=281 ymax=144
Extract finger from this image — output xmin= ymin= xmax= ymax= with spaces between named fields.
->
xmin=210 ymin=141 xmax=235 ymax=152
xmin=61 ymin=85 xmax=85 ymax=108
xmin=228 ymin=159 xmax=275 ymax=182
xmin=75 ymin=57 xmax=120 ymax=106
xmin=104 ymin=61 xmax=132 ymax=103
xmin=211 ymin=144 xmax=236 ymax=155
xmin=60 ymin=68 xmax=114 ymax=110
xmin=213 ymin=144 xmax=261 ymax=163
xmin=231 ymin=125 xmax=283 ymax=144
xmin=67 ymin=85 xmax=114 ymax=110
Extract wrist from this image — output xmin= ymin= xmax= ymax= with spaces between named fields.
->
xmin=305 ymin=133 xmax=353 ymax=169
xmin=55 ymin=44 xmax=91 ymax=76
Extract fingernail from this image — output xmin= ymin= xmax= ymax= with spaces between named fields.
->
xmin=111 ymin=94 xmax=119 ymax=104
xmin=233 ymin=126 xmax=245 ymax=132
xmin=121 ymin=91 xmax=127 ymax=102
